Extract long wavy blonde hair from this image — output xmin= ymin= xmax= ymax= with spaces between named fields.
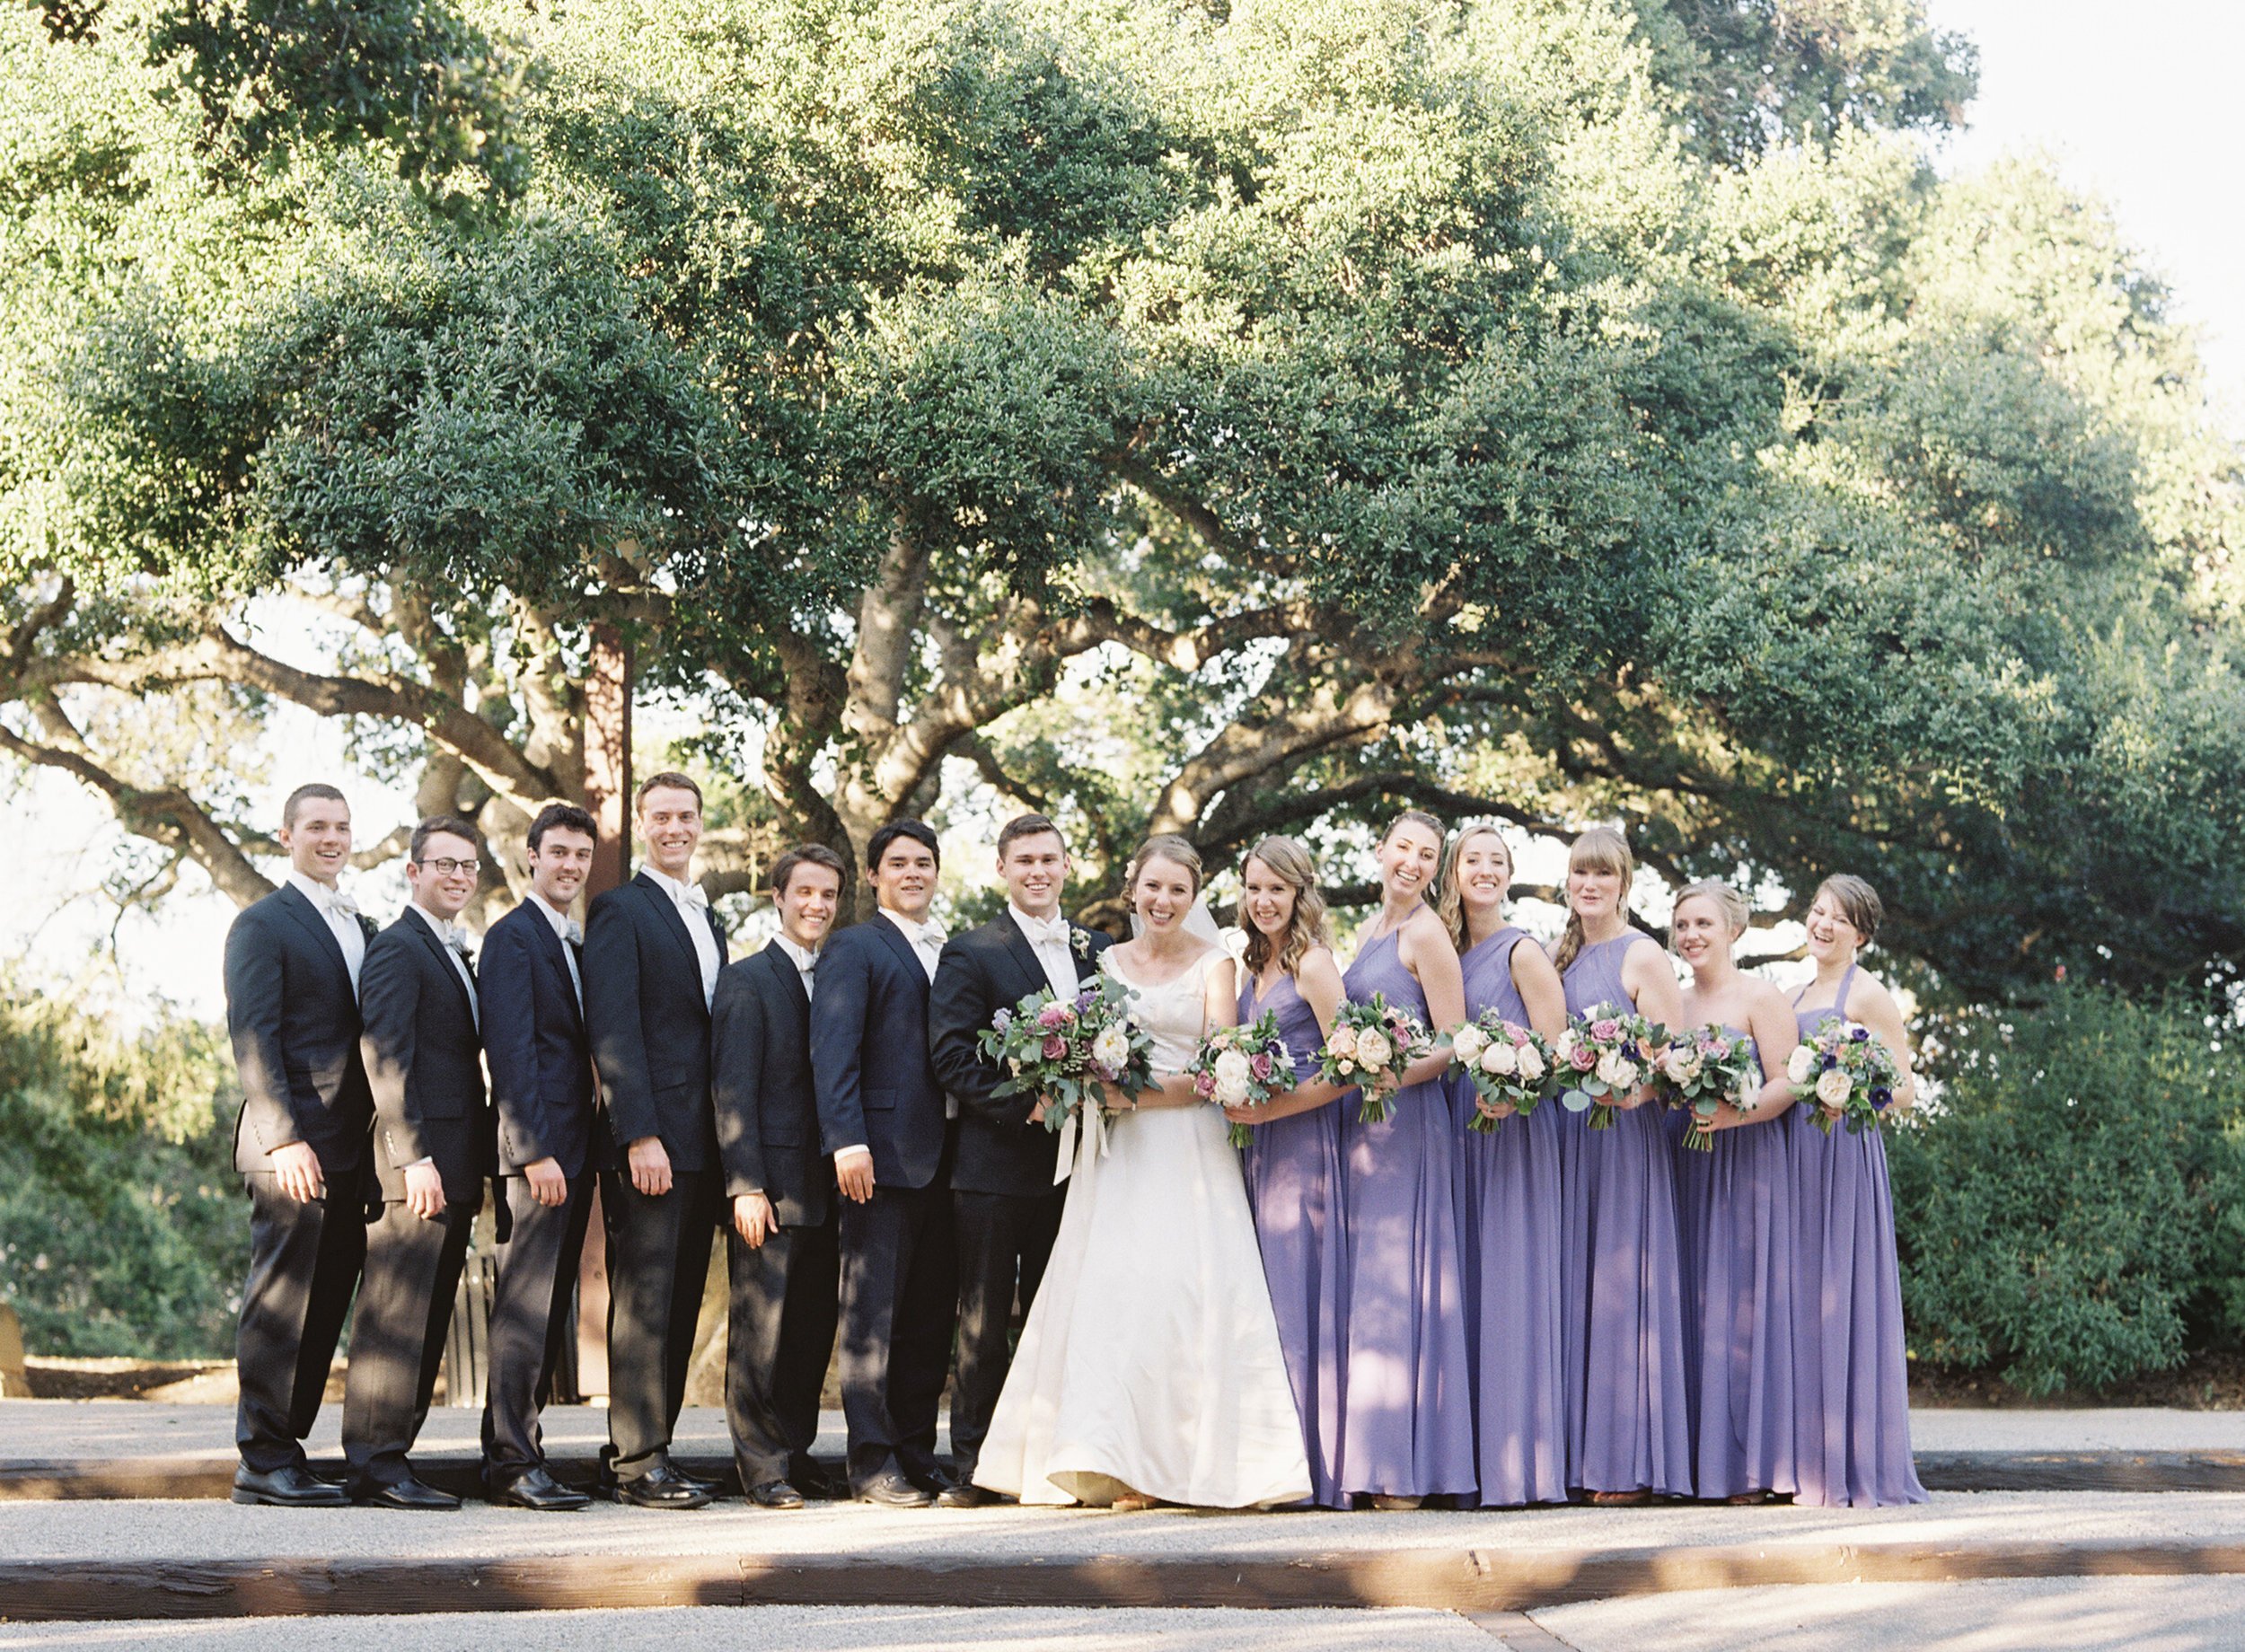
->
xmin=1436 ymin=822 xmax=1513 ymax=953
xmin=1238 ymin=835 xmax=1333 ymax=979
xmin=1554 ymin=825 xmax=1634 ymax=975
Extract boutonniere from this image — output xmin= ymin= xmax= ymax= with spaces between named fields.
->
xmin=1070 ymin=927 xmax=1093 ymax=959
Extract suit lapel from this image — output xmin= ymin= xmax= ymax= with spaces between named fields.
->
xmin=635 ymin=872 xmax=706 ymax=987
xmin=528 ymin=904 xmax=585 ymax=1030
xmin=275 ymin=882 xmax=352 ymax=994
xmin=998 ymin=915 xmax=1054 ymax=1001
xmin=867 ymin=909 xmax=923 ymax=981
xmin=762 ymin=938 xmax=810 ymax=1017
xmin=408 ymin=911 xmax=477 ymax=1023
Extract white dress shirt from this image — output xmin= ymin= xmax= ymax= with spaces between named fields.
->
xmin=1009 ymin=904 xmax=1078 ymax=1001
xmin=288 ymin=870 xmax=366 ymax=992
xmin=773 ymin=932 xmax=820 ymax=1002
xmin=644 ymin=866 xmax=719 ymax=1007
xmin=532 ymin=891 xmax=583 ymax=1008
xmin=880 ymin=907 xmax=946 ymax=981
xmin=409 ymin=901 xmax=479 ymax=1032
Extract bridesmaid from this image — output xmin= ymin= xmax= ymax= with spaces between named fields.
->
xmin=1669 ymin=881 xmax=1802 ymax=1503
xmin=1223 ymin=835 xmax=1351 ymax=1508
xmin=1552 ymin=826 xmax=1690 ymax=1504
xmin=1332 ymin=810 xmax=1477 ymax=1508
xmin=1790 ymin=874 xmax=1927 ymax=1507
xmin=1439 ymin=823 xmax=1570 ymax=1507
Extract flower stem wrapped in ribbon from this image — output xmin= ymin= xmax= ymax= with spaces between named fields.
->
xmin=978 ymin=975 xmax=1156 ymax=1139
xmin=1553 ymin=1003 xmax=1668 ymax=1130
xmin=1785 ymin=1021 xmax=1901 ymax=1136
xmin=1187 ymin=1010 xmax=1301 ymax=1147
xmin=1448 ymin=1013 xmax=1556 ymax=1133
xmin=1317 ymin=992 xmax=1431 ymax=1124
xmin=1658 ymin=1024 xmax=1763 ymax=1152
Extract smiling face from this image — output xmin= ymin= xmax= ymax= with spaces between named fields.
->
xmin=1451 ymin=828 xmax=1513 ymax=919
xmin=999 ymin=830 xmax=1068 ymax=920
xmin=1378 ymin=819 xmax=1443 ymax=907
xmin=1566 ymin=854 xmax=1626 ymax=923
xmin=1670 ymin=892 xmax=1735 ymax=973
xmin=638 ymin=786 xmax=703 ymax=880
xmin=1804 ymin=890 xmax=1862 ymax=966
xmin=528 ymin=827 xmax=594 ymax=911
xmin=1131 ymin=853 xmax=1200 ymax=936
xmin=408 ymin=830 xmax=479 ymax=923
xmin=871 ymin=835 xmax=938 ymax=921
xmin=279 ymin=797 xmax=353 ymax=888
xmin=778 ymin=860 xmax=842 ymax=950
xmin=1240 ymin=855 xmax=1298 ymax=940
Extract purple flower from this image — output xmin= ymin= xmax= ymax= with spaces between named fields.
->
xmin=1043 ymin=1033 xmax=1069 ymax=1060
xmin=993 ymin=1008 xmax=1012 ymax=1031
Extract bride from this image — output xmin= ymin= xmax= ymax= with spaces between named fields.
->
xmin=971 ymin=835 xmax=1313 ymax=1509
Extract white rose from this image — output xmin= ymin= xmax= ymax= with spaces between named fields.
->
xmin=1595 ymin=1051 xmax=1637 ymax=1089
xmin=1481 ymin=1041 xmax=1519 ymax=1076
xmin=1662 ymin=1047 xmax=1703 ymax=1084
xmin=1555 ymin=1030 xmax=1580 ymax=1063
xmin=1091 ymin=1024 xmax=1130 ymax=1069
xmin=1213 ymin=1049 xmax=1252 ymax=1085
xmin=1328 ymin=1026 xmax=1359 ymax=1060
xmin=1737 ymin=1075 xmax=1762 ymax=1114
xmin=1355 ymin=1029 xmax=1394 ymax=1070
xmin=1515 ymin=1044 xmax=1546 ymax=1082
xmin=1816 ymin=1068 xmax=1853 ymax=1108
xmin=1451 ymin=1024 xmax=1489 ymax=1067
xmin=1214 ymin=1075 xmax=1252 ymax=1105
xmin=1786 ymin=1044 xmax=1817 ymax=1085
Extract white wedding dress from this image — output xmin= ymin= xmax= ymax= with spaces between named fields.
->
xmin=972 ymin=947 xmax=1313 ymax=1508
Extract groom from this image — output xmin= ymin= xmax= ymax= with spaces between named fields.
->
xmin=927 ymin=813 xmax=1111 ymax=1506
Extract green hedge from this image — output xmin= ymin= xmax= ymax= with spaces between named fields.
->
xmin=0 ymin=985 xmax=247 ymax=1358
xmin=1891 ymin=984 xmax=2245 ymax=1394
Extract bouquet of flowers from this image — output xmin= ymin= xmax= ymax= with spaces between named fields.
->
xmin=978 ymin=975 xmax=1155 ymax=1135
xmin=1554 ymin=1003 xmax=1667 ymax=1130
xmin=1448 ymin=1013 xmax=1556 ymax=1133
xmin=1786 ymin=1022 xmax=1901 ymax=1136
xmin=1317 ymin=993 xmax=1431 ymax=1124
xmin=1659 ymin=1025 xmax=1764 ymax=1153
xmin=1187 ymin=1012 xmax=1301 ymax=1147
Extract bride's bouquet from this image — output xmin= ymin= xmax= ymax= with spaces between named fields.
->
xmin=1187 ymin=1011 xmax=1301 ymax=1147
xmin=1448 ymin=1014 xmax=1556 ymax=1133
xmin=1554 ymin=1003 xmax=1667 ymax=1130
xmin=979 ymin=976 xmax=1155 ymax=1135
xmin=1659 ymin=1025 xmax=1764 ymax=1152
xmin=1318 ymin=994 xmax=1431 ymax=1124
xmin=1786 ymin=1022 xmax=1901 ymax=1136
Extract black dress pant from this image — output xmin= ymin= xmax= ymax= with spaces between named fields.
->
xmin=948 ymin=1186 xmax=1065 ymax=1481
xmin=836 ymin=1181 xmax=955 ymax=1491
xmin=603 ymin=1165 xmax=722 ymax=1481
xmin=341 ymin=1198 xmax=476 ymax=1486
xmin=480 ymin=1173 xmax=594 ymax=1477
xmin=723 ymin=1210 xmax=840 ymax=1488
xmin=235 ymin=1170 xmax=367 ymax=1472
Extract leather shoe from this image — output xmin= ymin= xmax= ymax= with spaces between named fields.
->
xmin=674 ymin=1464 xmax=723 ymax=1497
xmin=487 ymin=1465 xmax=591 ymax=1512
xmin=603 ymin=1460 xmax=714 ymax=1509
xmin=351 ymin=1475 xmax=462 ymax=1510
xmin=747 ymin=1479 xmax=806 ymax=1510
xmin=857 ymin=1472 xmax=934 ymax=1508
xmin=232 ymin=1462 xmax=349 ymax=1507
xmin=936 ymin=1481 xmax=994 ymax=1508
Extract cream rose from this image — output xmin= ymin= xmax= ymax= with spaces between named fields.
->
xmin=1515 ymin=1044 xmax=1546 ymax=1082
xmin=1214 ymin=1074 xmax=1252 ymax=1105
xmin=1786 ymin=1044 xmax=1817 ymax=1086
xmin=1090 ymin=1024 xmax=1131 ymax=1070
xmin=1662 ymin=1047 xmax=1703 ymax=1084
xmin=1481 ymin=1041 xmax=1519 ymax=1077
xmin=1327 ymin=1026 xmax=1360 ymax=1060
xmin=1355 ymin=1029 xmax=1394 ymax=1071
xmin=1451 ymin=1024 xmax=1489 ymax=1067
xmin=1816 ymin=1068 xmax=1853 ymax=1108
xmin=1213 ymin=1048 xmax=1252 ymax=1085
xmin=1595 ymin=1050 xmax=1638 ymax=1090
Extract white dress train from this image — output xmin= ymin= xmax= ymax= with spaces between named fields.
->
xmin=972 ymin=947 xmax=1313 ymax=1508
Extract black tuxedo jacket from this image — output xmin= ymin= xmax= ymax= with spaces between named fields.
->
xmin=929 ymin=913 xmax=1114 ymax=1196
xmin=224 ymin=882 xmax=376 ymax=1177
xmin=480 ymin=898 xmax=598 ymax=1178
xmin=584 ymin=871 xmax=726 ymax=1173
xmin=811 ymin=914 xmax=946 ymax=1191
xmin=711 ymin=941 xmax=832 ymax=1228
xmin=358 ymin=911 xmax=493 ymax=1207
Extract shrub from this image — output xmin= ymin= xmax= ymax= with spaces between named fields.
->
xmin=1892 ymin=984 xmax=2245 ymax=1394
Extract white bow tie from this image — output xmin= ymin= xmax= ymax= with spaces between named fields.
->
xmin=1017 ymin=913 xmax=1069 ymax=947
xmin=674 ymin=882 xmax=709 ymax=911
xmin=322 ymin=888 xmax=359 ymax=918
xmin=445 ymin=923 xmax=472 ymax=953
xmin=903 ymin=918 xmax=946 ymax=948
xmin=564 ymin=919 xmax=584 ymax=946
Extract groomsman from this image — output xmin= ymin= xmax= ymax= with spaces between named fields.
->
xmin=813 ymin=820 xmax=955 ymax=1507
xmin=343 ymin=814 xmax=494 ymax=1508
xmin=927 ymin=813 xmax=1110 ymax=1506
xmin=584 ymin=771 xmax=727 ymax=1509
xmin=225 ymin=782 xmax=374 ymax=1507
xmin=711 ymin=843 xmax=848 ymax=1508
xmin=478 ymin=802 xmax=601 ymax=1511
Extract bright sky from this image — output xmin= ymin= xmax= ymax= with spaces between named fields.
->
xmin=5 ymin=0 xmax=2241 ymax=1019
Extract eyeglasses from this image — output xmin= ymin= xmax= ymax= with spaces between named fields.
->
xmin=416 ymin=857 xmax=481 ymax=877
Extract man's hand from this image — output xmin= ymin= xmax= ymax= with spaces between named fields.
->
xmin=269 ymin=1141 xmax=325 ymax=1204
xmin=403 ymin=1161 xmax=446 ymax=1221
xmin=627 ymin=1135 xmax=674 ymax=1197
xmin=734 ymin=1192 xmax=776 ymax=1247
xmin=524 ymin=1156 xmax=568 ymax=1208
xmin=834 ymin=1146 xmax=875 ymax=1204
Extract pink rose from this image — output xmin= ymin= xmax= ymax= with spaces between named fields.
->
xmin=1042 ymin=1033 xmax=1068 ymax=1060
xmin=1570 ymin=1044 xmax=1597 ymax=1072
xmin=1037 ymin=1005 xmax=1069 ymax=1030
xmin=1194 ymin=1072 xmax=1217 ymax=1096
xmin=1590 ymin=1017 xmax=1620 ymax=1042
xmin=1250 ymin=1053 xmax=1274 ymax=1081
xmin=1705 ymin=1036 xmax=1731 ymax=1060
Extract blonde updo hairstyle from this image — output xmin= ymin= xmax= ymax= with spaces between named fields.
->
xmin=1126 ymin=833 xmax=1204 ymax=901
xmin=1436 ymin=822 xmax=1514 ymax=953
xmin=1554 ymin=825 xmax=1634 ymax=975
xmin=1239 ymin=835 xmax=1333 ymax=979
xmin=1671 ymin=879 xmax=1750 ymax=944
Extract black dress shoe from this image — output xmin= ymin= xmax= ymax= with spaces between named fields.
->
xmin=487 ymin=1465 xmax=592 ymax=1511
xmin=858 ymin=1472 xmax=934 ymax=1508
xmin=674 ymin=1465 xmax=723 ymax=1497
xmin=604 ymin=1461 xmax=714 ymax=1509
xmin=232 ymin=1462 xmax=350 ymax=1507
xmin=351 ymin=1475 xmax=462 ymax=1510
xmin=747 ymin=1479 xmax=806 ymax=1509
xmin=936 ymin=1481 xmax=995 ymax=1508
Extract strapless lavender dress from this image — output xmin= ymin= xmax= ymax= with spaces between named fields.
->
xmin=1556 ymin=931 xmax=1692 ymax=1497
xmin=1238 ymin=969 xmax=1346 ymax=1507
xmin=1453 ymin=928 xmax=1569 ymax=1506
xmin=1332 ymin=929 xmax=1476 ymax=1499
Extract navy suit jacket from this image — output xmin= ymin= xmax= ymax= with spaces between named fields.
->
xmin=584 ymin=871 xmax=727 ymax=1173
xmin=480 ymin=898 xmax=598 ymax=1178
xmin=711 ymin=941 xmax=832 ymax=1228
xmin=224 ymin=882 xmax=375 ymax=1177
xmin=811 ymin=914 xmax=947 ymax=1191
xmin=358 ymin=912 xmax=492 ymax=1207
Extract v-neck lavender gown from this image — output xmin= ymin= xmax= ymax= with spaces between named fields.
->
xmin=1790 ymin=965 xmax=1927 ymax=1507
xmin=1238 ymin=967 xmax=1347 ymax=1507
xmin=1556 ymin=931 xmax=1693 ymax=1497
xmin=1333 ymin=928 xmax=1477 ymax=1499
xmin=1453 ymin=928 xmax=1569 ymax=1506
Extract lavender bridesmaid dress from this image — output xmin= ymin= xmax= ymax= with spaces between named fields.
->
xmin=1791 ymin=965 xmax=1927 ymax=1507
xmin=1453 ymin=929 xmax=1569 ymax=1506
xmin=1238 ymin=969 xmax=1347 ymax=1507
xmin=1556 ymin=931 xmax=1693 ymax=1497
xmin=1333 ymin=928 xmax=1477 ymax=1499
xmin=1678 ymin=1027 xmax=1801 ymax=1498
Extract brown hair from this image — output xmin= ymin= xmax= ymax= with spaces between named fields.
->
xmin=1380 ymin=809 xmax=1447 ymax=849
xmin=409 ymin=814 xmax=479 ymax=865
xmin=770 ymin=842 xmax=847 ymax=898
xmin=1239 ymin=836 xmax=1333 ymax=979
xmin=1554 ymin=825 xmax=1634 ymax=975
xmin=281 ymin=782 xmax=348 ymax=830
xmin=1815 ymin=874 xmax=1884 ymax=945
xmin=1126 ymin=833 xmax=1203 ymax=898
xmin=1671 ymin=879 xmax=1749 ymax=942
xmin=1435 ymin=822 xmax=1513 ymax=952
xmin=635 ymin=770 xmax=703 ymax=810
xmin=527 ymin=802 xmax=597 ymax=854
xmin=998 ymin=813 xmax=1067 ymax=860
